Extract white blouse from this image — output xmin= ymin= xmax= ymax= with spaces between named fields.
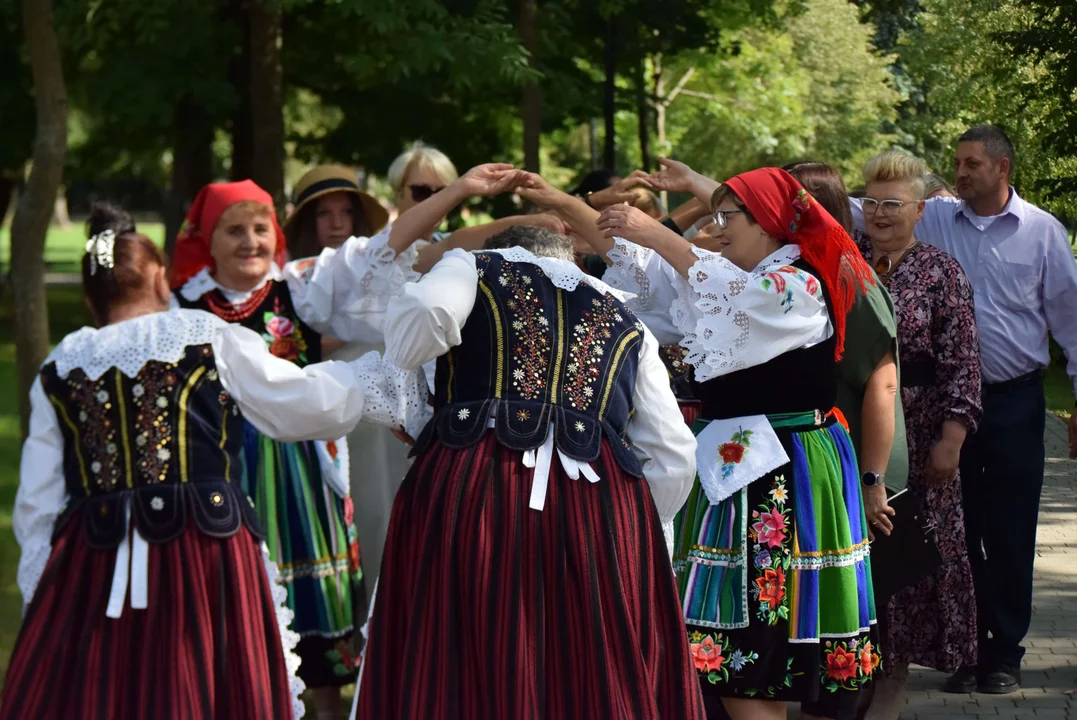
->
xmin=602 ymin=238 xmax=684 ymax=346
xmin=383 ymin=247 xmax=698 ymax=524
xmin=14 ymin=309 xmax=429 ymax=608
xmin=175 ymin=225 xmax=420 ymax=346
xmin=669 ymin=244 xmax=833 ymax=383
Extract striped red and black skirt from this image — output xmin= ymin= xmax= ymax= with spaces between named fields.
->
xmin=356 ymin=431 xmax=705 ymax=719
xmin=0 ymin=511 xmax=296 ymax=720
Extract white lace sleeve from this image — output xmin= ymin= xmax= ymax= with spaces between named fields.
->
xmin=284 ymin=224 xmax=420 ymax=345
xmin=214 ymin=324 xmax=429 ymax=441
xmin=259 ymin=543 xmax=306 ymax=719
xmin=14 ymin=377 xmax=67 ymax=610
xmin=670 ymin=245 xmax=832 ymax=383
xmin=603 ymin=238 xmax=683 ymax=345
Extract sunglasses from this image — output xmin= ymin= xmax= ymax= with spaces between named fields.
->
xmin=711 ymin=209 xmax=745 ymax=229
xmin=409 ymin=184 xmax=445 ymax=202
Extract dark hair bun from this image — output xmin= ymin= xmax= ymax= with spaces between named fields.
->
xmin=86 ymin=201 xmax=136 ymax=240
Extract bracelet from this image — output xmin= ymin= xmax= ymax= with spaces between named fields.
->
xmin=583 ymin=192 xmax=594 ymax=209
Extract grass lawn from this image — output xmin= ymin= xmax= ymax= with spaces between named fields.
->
xmin=0 ymin=222 xmax=165 ymax=275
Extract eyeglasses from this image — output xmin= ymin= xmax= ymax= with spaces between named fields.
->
xmin=712 ymin=209 xmax=745 ymax=229
xmin=409 ymin=184 xmax=445 ymax=202
xmin=861 ymin=198 xmax=908 ymax=216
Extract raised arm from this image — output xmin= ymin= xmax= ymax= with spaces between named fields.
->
xmin=515 ymin=173 xmax=612 ymax=259
xmin=647 ymin=157 xmax=721 ymax=206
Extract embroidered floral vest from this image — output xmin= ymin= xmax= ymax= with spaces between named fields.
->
xmin=692 ymin=258 xmax=838 ymax=420
xmin=415 ymin=252 xmax=645 ymax=476
xmin=41 ymin=343 xmax=262 ymax=548
xmin=176 ymin=280 xmax=321 ymax=367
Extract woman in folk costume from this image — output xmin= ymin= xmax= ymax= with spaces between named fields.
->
xmin=170 ymin=180 xmax=427 ymax=717
xmin=595 ymin=168 xmax=882 ymax=720
xmin=353 ymin=163 xmax=705 ymax=720
xmin=1 ymin=204 xmax=425 ymax=720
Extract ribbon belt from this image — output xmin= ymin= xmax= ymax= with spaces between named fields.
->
xmin=105 ymin=498 xmax=150 ymax=619
xmin=487 ymin=419 xmax=600 ymax=511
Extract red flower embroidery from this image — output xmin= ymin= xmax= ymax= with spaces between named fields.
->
xmin=763 ymin=272 xmax=787 ymax=294
xmin=342 ymin=496 xmax=355 ymax=526
xmin=719 ymin=442 xmax=746 ymax=464
xmin=689 ymin=635 xmax=725 ymax=673
xmin=348 ymin=540 xmax=360 ymax=572
xmin=265 ymin=315 xmax=296 ymax=339
xmin=326 ymin=440 xmax=338 ymax=461
xmin=755 ymin=568 xmax=785 ymax=607
xmin=860 ymin=642 xmax=874 ymax=676
xmin=826 ymin=645 xmax=860 ymax=682
xmin=751 ymin=507 xmax=787 ymax=549
xmin=270 ymin=336 xmax=300 ymax=360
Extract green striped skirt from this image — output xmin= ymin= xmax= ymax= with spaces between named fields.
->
xmin=673 ymin=412 xmax=878 ymax=711
xmin=243 ymin=424 xmax=365 ymax=688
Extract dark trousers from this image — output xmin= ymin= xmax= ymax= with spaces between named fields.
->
xmin=959 ymin=372 xmax=1046 ymax=670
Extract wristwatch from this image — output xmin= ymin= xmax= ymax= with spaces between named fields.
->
xmin=861 ymin=471 xmax=884 ymax=487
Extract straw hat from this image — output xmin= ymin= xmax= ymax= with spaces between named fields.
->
xmin=286 ymin=165 xmax=389 ymax=232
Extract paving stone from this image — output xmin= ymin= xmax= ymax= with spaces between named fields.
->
xmin=904 ymin=413 xmax=1077 ymax=719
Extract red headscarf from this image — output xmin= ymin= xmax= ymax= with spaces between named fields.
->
xmin=724 ymin=167 xmax=875 ymax=360
xmin=169 ymin=180 xmax=287 ymax=289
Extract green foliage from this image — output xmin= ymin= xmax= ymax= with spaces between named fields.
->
xmin=662 ymin=0 xmax=899 ymax=186
xmin=896 ymin=0 xmax=1077 ymax=223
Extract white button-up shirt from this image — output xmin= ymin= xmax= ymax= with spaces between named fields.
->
xmin=853 ymin=191 xmax=1077 ymax=396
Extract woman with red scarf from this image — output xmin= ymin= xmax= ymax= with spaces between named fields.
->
xmin=596 ymin=168 xmax=883 ymax=720
xmin=170 ymin=180 xmax=429 ymax=718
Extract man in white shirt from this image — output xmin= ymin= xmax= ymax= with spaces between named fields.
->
xmin=855 ymin=125 xmax=1077 ymax=695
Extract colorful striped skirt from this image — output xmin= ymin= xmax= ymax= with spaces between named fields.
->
xmin=0 ymin=515 xmax=297 ymax=720
xmin=243 ymin=424 xmax=365 ymax=688
xmin=356 ymin=431 xmax=706 ymax=719
xmin=673 ymin=412 xmax=878 ymax=717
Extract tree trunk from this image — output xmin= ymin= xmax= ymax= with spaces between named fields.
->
xmin=603 ymin=18 xmax=616 ymax=172
xmin=163 ymin=98 xmax=214 ymax=257
xmin=229 ymin=0 xmax=254 ymax=182
xmin=634 ymin=57 xmax=650 ymax=172
xmin=248 ymin=1 xmax=285 ymax=212
xmin=518 ymin=0 xmax=541 ymax=173
xmin=654 ymin=55 xmax=668 ymax=209
xmin=12 ymin=0 xmax=66 ymax=437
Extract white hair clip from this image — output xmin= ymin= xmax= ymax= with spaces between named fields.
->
xmin=85 ymin=230 xmax=116 ymax=275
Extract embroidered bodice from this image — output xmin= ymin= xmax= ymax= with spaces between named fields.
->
xmin=415 ymin=251 xmax=646 ymax=475
xmin=176 ymin=280 xmax=321 ymax=367
xmin=40 ymin=330 xmax=259 ymax=548
xmin=692 ymin=258 xmax=838 ymax=420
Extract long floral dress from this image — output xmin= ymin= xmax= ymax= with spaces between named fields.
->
xmin=857 ymin=239 xmax=982 ymax=672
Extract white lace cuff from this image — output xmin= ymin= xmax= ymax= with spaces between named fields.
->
xmin=351 ymin=352 xmax=432 ymax=438
xmin=17 ymin=539 xmax=52 ymax=611
xmin=261 ymin=543 xmax=306 ymax=719
xmin=603 ymin=238 xmax=655 ymax=305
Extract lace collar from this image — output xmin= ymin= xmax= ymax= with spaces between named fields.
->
xmin=480 ymin=247 xmax=637 ymax=303
xmin=178 ymin=264 xmax=283 ymax=303
xmin=751 ymin=244 xmax=802 ymax=273
xmin=46 ymin=309 xmax=228 ymax=380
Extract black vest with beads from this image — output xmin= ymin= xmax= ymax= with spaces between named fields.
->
xmin=41 ymin=342 xmax=262 ymax=548
xmin=413 ymin=252 xmax=646 ymax=476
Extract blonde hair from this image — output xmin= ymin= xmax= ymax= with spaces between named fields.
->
xmin=387 ymin=141 xmax=459 ymax=193
xmin=923 ymin=172 xmax=955 ymax=198
xmin=861 ymin=149 xmax=929 ymax=200
xmin=216 ymin=200 xmax=273 ymax=229
xmin=628 ymin=187 xmax=665 ymax=218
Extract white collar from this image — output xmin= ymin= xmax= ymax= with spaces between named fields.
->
xmin=46 ymin=309 xmax=228 ymax=380
xmin=481 ymin=247 xmax=637 ymax=303
xmin=178 ymin=264 xmax=283 ymax=303
xmin=751 ymin=244 xmax=802 ymax=273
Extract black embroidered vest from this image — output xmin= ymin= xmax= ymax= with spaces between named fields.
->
xmin=414 ymin=252 xmax=645 ymax=476
xmin=692 ymin=258 xmax=838 ymax=420
xmin=175 ymin=280 xmax=322 ymax=367
xmin=41 ymin=343 xmax=262 ymax=548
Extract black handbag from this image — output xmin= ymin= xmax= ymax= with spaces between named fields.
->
xmin=868 ymin=488 xmax=943 ymax=605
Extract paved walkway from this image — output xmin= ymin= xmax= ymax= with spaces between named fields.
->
xmin=902 ymin=413 xmax=1077 ymax=718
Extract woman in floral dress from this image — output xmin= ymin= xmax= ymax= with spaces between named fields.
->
xmin=857 ymin=150 xmax=981 ymax=720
